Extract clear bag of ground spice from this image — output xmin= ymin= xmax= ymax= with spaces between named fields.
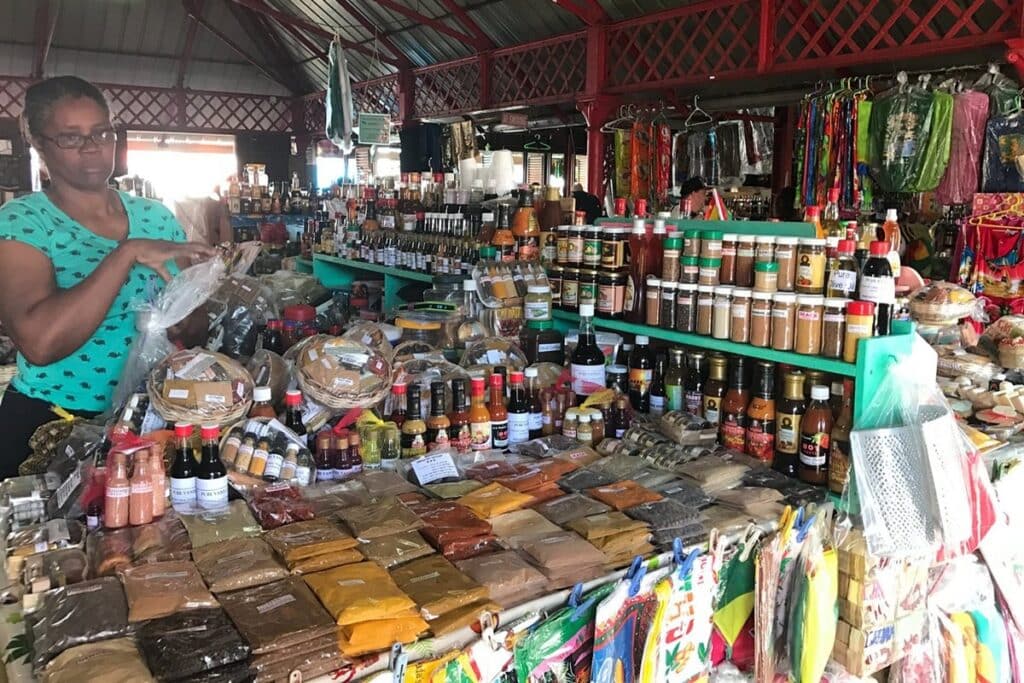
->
xmin=249 ymin=483 xmax=316 ymax=530
xmin=337 ymin=498 xmax=423 ymax=541
xmin=534 ymin=493 xmax=612 ymax=526
xmin=361 ymin=470 xmax=419 ymax=498
xmin=567 ymin=511 xmax=649 ymax=540
xmin=217 ymin=577 xmax=337 ymax=656
xmin=358 ymin=530 xmax=436 ymax=568
xmin=456 ymin=482 xmax=533 ymax=518
xmin=303 ymin=561 xmax=416 ymax=625
xmin=41 ymin=638 xmax=155 ymax=683
xmin=586 ymin=480 xmax=663 ymax=511
xmin=135 ymin=608 xmax=250 ymax=682
xmin=489 ymin=509 xmax=563 ymax=548
xmin=520 ymin=531 xmax=607 ymax=570
xmin=179 ymin=500 xmax=262 ymax=549
xmin=119 ymin=560 xmax=217 ymax=622
xmin=303 ymin=481 xmax=371 ymax=514
xmin=557 ymin=467 xmax=615 ymax=493
xmin=424 ymin=480 xmax=484 ymax=499
xmin=288 ymin=548 xmax=363 ymax=574
xmin=455 ymin=550 xmax=549 ymax=607
xmin=390 ymin=554 xmax=490 ymax=621
xmin=624 ymin=498 xmax=704 ymax=532
xmin=589 ymin=454 xmax=649 ymax=480
xmin=192 ymin=537 xmax=288 ymax=593
xmin=263 ymin=517 xmax=358 ymax=564
xmin=407 ymin=500 xmax=492 ymax=546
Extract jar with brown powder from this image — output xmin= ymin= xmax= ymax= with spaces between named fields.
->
xmin=712 ymin=286 xmax=733 ymax=340
xmin=645 ymin=278 xmax=662 ymax=326
xmin=696 ymin=285 xmax=715 ymax=335
xmin=730 ymin=289 xmax=752 ymax=343
xmin=821 ymin=298 xmax=846 ymax=358
xmin=755 ymin=235 xmax=775 ymax=263
xmin=775 ymin=237 xmax=799 ymax=291
xmin=795 ymin=295 xmax=824 ymax=355
xmin=750 ymin=292 xmax=773 ymax=347
xmin=735 ymin=236 xmax=756 ymax=288
xmin=720 ymin=234 xmax=738 ymax=284
xmin=675 ymin=283 xmax=697 ymax=333
xmin=771 ymin=292 xmax=798 ymax=351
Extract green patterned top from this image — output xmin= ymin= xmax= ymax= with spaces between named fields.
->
xmin=0 ymin=191 xmax=184 ymax=412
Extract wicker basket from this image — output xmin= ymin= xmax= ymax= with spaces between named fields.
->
xmin=0 ymin=364 xmax=16 ymax=399
xmin=292 ymin=335 xmax=392 ymax=412
xmin=909 ymin=299 xmax=975 ymax=326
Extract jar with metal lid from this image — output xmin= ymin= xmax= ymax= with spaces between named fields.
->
xmin=660 ymin=281 xmax=677 ymax=330
xmin=754 ymin=261 xmax=779 ymax=293
xmin=662 ymin=237 xmax=682 ymax=282
xmin=548 ymin=265 xmax=563 ymax=306
xmin=556 ymin=226 xmax=571 ymax=264
xmin=645 ymin=277 xmax=662 ymax=326
xmin=755 ymin=235 xmax=776 ymax=263
xmin=795 ymin=295 xmax=824 ymax=354
xmin=775 ymin=236 xmax=799 ymax=291
xmin=771 ymin=292 xmax=798 ymax=350
xmin=682 ymin=230 xmax=702 ymax=258
xmin=567 ymin=226 xmax=584 ymax=264
xmin=720 ymin=233 xmax=738 ymax=284
xmin=601 ymin=227 xmax=627 ymax=268
xmin=578 ymin=268 xmax=599 ymax=309
xmin=730 ymin=288 xmax=752 ymax=343
xmin=736 ymin=235 xmax=756 ymax=288
xmin=562 ymin=408 xmax=579 ymax=439
xmin=696 ymin=285 xmax=715 ymax=336
xmin=561 ymin=267 xmax=580 ymax=311
xmin=712 ymin=286 xmax=733 ymax=340
xmin=750 ymin=291 xmax=773 ymax=347
xmin=606 ymin=364 xmax=628 ymax=393
xmin=680 ymin=256 xmax=699 ymax=284
xmin=821 ymin=298 xmax=846 ymax=359
xmin=698 ymin=258 xmax=721 ymax=286
xmin=795 ymin=238 xmax=827 ymax=294
xmin=585 ymin=408 xmax=604 ymax=446
xmin=675 ymin=283 xmax=698 ymax=333
xmin=524 ymin=284 xmax=552 ymax=322
xmin=597 ymin=269 xmax=627 ymax=319
xmin=582 ymin=226 xmax=603 ymax=267
xmin=701 ymin=230 xmax=724 ymax=260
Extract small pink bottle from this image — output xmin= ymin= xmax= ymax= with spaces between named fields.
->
xmin=129 ymin=451 xmax=154 ymax=526
xmin=104 ymin=452 xmax=130 ymax=529
xmin=150 ymin=447 xmax=166 ymax=519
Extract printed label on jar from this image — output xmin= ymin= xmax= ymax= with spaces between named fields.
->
xmin=827 ymin=270 xmax=857 ymax=294
xmin=562 ymin=281 xmax=579 ymax=306
xmin=720 ymin=414 xmax=747 ymax=449
xmin=666 ymin=385 xmax=683 ymax=412
xmin=537 ymin=342 xmax=562 ymax=354
xmin=628 ymin=368 xmax=653 ymax=396
xmin=745 ymin=417 xmax=775 ymax=462
xmin=583 ymin=240 xmax=602 ymax=266
xmin=859 ymin=275 xmax=896 ymax=303
xmin=797 ymin=256 xmax=825 ymax=287
xmin=799 ymin=431 xmax=830 ymax=466
xmin=470 ymin=421 xmax=492 ymax=451
xmin=776 ymin=413 xmax=801 ymax=454
xmin=846 ymin=322 xmax=872 ymax=336
xmin=703 ymin=396 xmax=721 ymax=425
xmin=731 ymin=303 xmax=748 ymax=317
xmin=797 ymin=310 xmax=820 ymax=321
xmin=823 ymin=313 xmax=845 ymax=323
xmin=524 ymin=301 xmax=551 ymax=321
xmin=579 ymin=283 xmax=598 ymax=306
xmin=491 ymin=419 xmax=509 ymax=448
xmin=684 ymin=391 xmax=703 ymax=416
xmin=572 ymin=363 xmax=607 ymax=396
xmin=598 ymin=284 xmax=624 ymax=314
xmin=649 ymin=395 xmax=666 ymax=416
xmin=738 ymin=247 xmax=755 ymax=258
xmin=453 ymin=424 xmax=472 ymax=453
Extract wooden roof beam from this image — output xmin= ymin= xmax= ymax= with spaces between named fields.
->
xmin=551 ymin=0 xmax=609 ymax=26
xmin=371 ymin=0 xmax=490 ymax=50
xmin=32 ymin=0 xmax=59 ymax=79
xmin=176 ymin=0 xmax=203 ymax=87
xmin=436 ymin=0 xmax=494 ymax=48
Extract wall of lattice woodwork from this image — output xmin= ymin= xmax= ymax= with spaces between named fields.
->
xmin=1 ymin=0 xmax=1019 ymax=138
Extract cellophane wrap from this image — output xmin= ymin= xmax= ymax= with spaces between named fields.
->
xmin=146 ymin=348 xmax=254 ymax=425
xmin=935 ymin=91 xmax=989 ymax=205
xmin=206 ymin=274 xmax=278 ymax=360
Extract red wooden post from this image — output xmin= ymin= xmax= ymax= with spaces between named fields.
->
xmin=578 ymin=24 xmax=616 ymax=196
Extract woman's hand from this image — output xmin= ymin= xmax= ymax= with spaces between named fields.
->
xmin=121 ymin=239 xmax=218 ymax=281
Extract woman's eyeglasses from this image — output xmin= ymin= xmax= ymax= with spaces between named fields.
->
xmin=38 ymin=129 xmax=117 ymax=150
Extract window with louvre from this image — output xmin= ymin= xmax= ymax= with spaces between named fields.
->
xmin=526 ymin=152 xmax=545 ymax=186
xmin=574 ymin=155 xmax=588 ymax=192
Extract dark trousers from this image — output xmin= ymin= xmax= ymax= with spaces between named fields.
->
xmin=0 ymin=387 xmax=97 ymax=479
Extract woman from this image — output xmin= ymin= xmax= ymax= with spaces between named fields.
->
xmin=0 ymin=76 xmax=214 ymax=477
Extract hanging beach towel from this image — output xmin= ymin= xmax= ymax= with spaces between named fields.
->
xmin=326 ymin=37 xmax=354 ymax=154
xmin=710 ymin=526 xmax=761 ymax=671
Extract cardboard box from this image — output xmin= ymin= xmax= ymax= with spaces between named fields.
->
xmin=837 ymin=529 xmax=929 ymax=629
xmin=832 ymin=611 xmax=926 ymax=677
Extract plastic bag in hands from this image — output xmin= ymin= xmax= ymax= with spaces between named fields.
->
xmin=111 ymin=256 xmax=227 ymax=411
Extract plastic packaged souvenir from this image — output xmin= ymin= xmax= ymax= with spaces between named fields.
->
xmin=244 ymin=349 xmax=289 ymax=407
xmin=868 ymin=79 xmax=940 ymax=193
xmin=135 ymin=608 xmax=250 ymax=682
xmin=358 ymin=530 xmax=436 ymax=568
xmin=291 ymin=334 xmax=392 ymax=412
xmin=908 ymin=282 xmax=978 ymax=325
xmin=303 ymin=561 xmax=416 ymax=625
xmin=119 ymin=560 xmax=217 ymax=622
xmin=8 ymin=519 xmax=83 ymax=558
xmin=390 ymin=554 xmax=490 ymax=621
xmin=22 ymin=549 xmax=88 ymax=593
xmin=338 ymin=498 xmax=424 ymax=541
xmin=192 ymin=537 xmax=288 ymax=593
xmin=248 ymin=483 xmax=316 ymax=530
xmin=207 ymin=273 xmax=278 ymax=360
xmin=935 ymin=91 xmax=990 ymax=205
xmin=460 ymin=337 xmax=529 ymax=374
xmin=147 ymin=347 xmax=254 ymax=426
xmin=787 ymin=522 xmax=839 ymax=683
xmin=41 ymin=638 xmax=154 ymax=683
xmin=217 ymin=577 xmax=337 ymax=655
xmin=178 ymin=500 xmax=262 ymax=549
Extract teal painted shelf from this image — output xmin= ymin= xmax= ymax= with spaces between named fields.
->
xmin=313 ymin=255 xmax=434 ymax=283
xmin=595 ymin=218 xmax=817 ymax=239
xmin=311 ymin=254 xmax=433 ymax=313
xmin=551 ymin=309 xmax=857 ymax=376
xmin=294 ymin=257 xmax=313 ymax=274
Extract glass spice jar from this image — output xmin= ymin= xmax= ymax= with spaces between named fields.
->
xmin=645 ymin=277 xmax=662 ymax=326
xmin=675 ymin=283 xmax=698 ymax=333
xmin=578 ymin=268 xmax=599 ymax=309
xmin=662 ymin=236 xmax=682 ymax=282
xmin=755 ymin=235 xmax=776 ymax=263
xmin=754 ymin=261 xmax=779 ymax=293
xmin=712 ymin=286 xmax=733 ymax=340
xmin=567 ymin=226 xmax=584 ymax=265
xmin=601 ymin=227 xmax=627 ymax=268
xmin=597 ymin=269 xmax=627 ymax=319
xmin=701 ymin=230 xmax=724 ymax=260
xmin=548 ymin=264 xmax=563 ymax=306
xmin=774 ymin=236 xmax=799 ymax=291
xmin=582 ymin=226 xmax=603 ymax=267
xmin=561 ymin=267 xmax=580 ymax=311
xmin=750 ymin=292 xmax=773 ymax=347
xmin=720 ymin=233 xmax=738 ymax=284
xmin=556 ymin=225 xmax=570 ymax=264
xmin=821 ymin=298 xmax=846 ymax=358
xmin=696 ymin=285 xmax=715 ymax=336
xmin=795 ymin=238 xmax=827 ymax=294
xmin=698 ymin=258 xmax=721 ymax=286
xmin=795 ymin=295 xmax=824 ymax=355
xmin=735 ymin=235 xmax=756 ymax=287
xmin=771 ymin=292 xmax=798 ymax=351
xmin=683 ymin=230 xmax=702 ymax=258
xmin=730 ymin=288 xmax=752 ymax=343
xmin=680 ymin=256 xmax=700 ymax=284
xmin=660 ymin=281 xmax=677 ymax=330
xmin=524 ymin=285 xmax=552 ymax=322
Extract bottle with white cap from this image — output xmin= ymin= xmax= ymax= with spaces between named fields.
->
xmin=881 ymin=208 xmax=902 ymax=273
xmin=571 ymin=304 xmax=606 ymax=403
xmin=626 ymin=217 xmax=652 ymax=323
xmin=250 ymin=386 xmax=276 ymax=419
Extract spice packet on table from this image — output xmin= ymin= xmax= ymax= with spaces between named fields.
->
xmin=22 ymin=548 xmax=88 ymax=593
xmin=534 ymin=493 xmax=613 ymax=526
xmin=463 ymin=458 xmax=523 ymax=483
xmin=217 ymin=576 xmax=337 ymax=655
xmin=337 ymin=497 xmax=423 ymax=541
xmin=586 ymin=480 xmax=663 ymax=511
xmin=289 ymin=547 xmax=364 ymax=574
xmin=135 ymin=607 xmax=250 ymax=682
xmin=557 ymin=467 xmax=615 ymax=493
xmin=440 ymin=533 xmax=503 ymax=562
xmin=8 ymin=518 xmax=83 ymax=558
xmin=675 ymin=456 xmax=750 ymax=493
xmin=624 ymin=498 xmax=704 ymax=532
xmin=509 ymin=434 xmax=580 ymax=458
xmin=456 ymin=482 xmax=534 ymax=519
xmin=303 ymin=561 xmax=416 ymax=625
xmin=406 ymin=500 xmax=492 ymax=547
xmin=520 ymin=531 xmax=608 ymax=571
xmin=25 ymin=576 xmax=130 ymax=672
xmin=652 ymin=478 xmax=713 ymax=509
xmin=588 ymin=454 xmax=649 ymax=481
xmin=390 ymin=554 xmax=490 ymax=621
xmin=263 ymin=517 xmax=358 ymax=564
xmin=178 ymin=500 xmax=262 ymax=549
xmin=249 ymin=483 xmax=316 ymax=530
xmin=713 ymin=486 xmax=785 ymax=512
xmin=424 ymin=480 xmax=484 ymax=499
xmin=302 ymin=480 xmax=371 ymax=513
xmin=360 ymin=469 xmax=419 ymax=498
xmin=455 ymin=550 xmax=548 ymax=607
xmin=526 ymin=482 xmax=567 ymax=507
xmin=339 ymin=611 xmax=430 ymax=657
xmin=656 ymin=410 xmax=719 ymax=445
xmin=630 ymin=467 xmax=684 ymax=491
xmin=567 ymin=511 xmax=650 ymax=540
xmin=489 ymin=509 xmax=563 ymax=548
xmin=192 ymin=537 xmax=288 ymax=593
xmin=42 ymin=638 xmax=154 ymax=683
xmin=426 ymin=598 xmax=500 ymax=636
xmin=358 ymin=530 xmax=436 ymax=568
xmin=119 ymin=560 xmax=218 ymax=622
xmin=555 ymin=445 xmax=604 ymax=467
xmin=252 ymin=639 xmax=343 ymax=683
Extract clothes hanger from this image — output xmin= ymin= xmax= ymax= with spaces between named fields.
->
xmin=523 ymin=134 xmax=550 ymax=151
xmin=683 ymin=96 xmax=715 ymax=133
xmin=599 ymin=104 xmax=637 ymax=133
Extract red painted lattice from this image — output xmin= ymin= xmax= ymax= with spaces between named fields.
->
xmin=302 ymin=94 xmax=326 ymax=135
xmin=353 ymin=75 xmax=400 ymax=118
xmin=414 ymin=58 xmax=481 ymax=118
xmin=103 ymin=86 xmax=179 ymax=129
xmin=773 ymin=0 xmax=1020 ymax=70
xmin=605 ymin=0 xmax=760 ymax=92
xmin=490 ymin=33 xmax=586 ymax=107
xmin=0 ymin=77 xmax=29 ymax=120
xmin=185 ymin=92 xmax=291 ymax=132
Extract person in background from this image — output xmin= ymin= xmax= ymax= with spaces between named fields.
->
xmin=572 ymin=183 xmax=603 ymax=224
xmin=679 ymin=176 xmax=708 ymax=217
xmin=0 ymin=76 xmax=214 ymax=477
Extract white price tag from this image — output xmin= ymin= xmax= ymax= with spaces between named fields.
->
xmin=409 ymin=452 xmax=459 ymax=485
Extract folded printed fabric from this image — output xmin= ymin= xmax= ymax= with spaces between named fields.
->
xmin=119 ymin=559 xmax=218 ymax=622
xmin=304 ymin=561 xmax=416 ymax=625
xmin=586 ymin=479 xmax=663 ymax=510
xmin=455 ymin=551 xmax=548 ymax=607
xmin=337 ymin=498 xmax=423 ymax=541
xmin=338 ymin=612 xmax=429 ymax=657
xmin=252 ymin=640 xmax=344 ymax=683
xmin=533 ymin=493 xmax=612 ymax=526
xmin=390 ymin=554 xmax=490 ymax=621
xmin=567 ymin=511 xmax=650 ymax=540
xmin=407 ymin=500 xmax=492 ymax=547
xmin=358 ymin=530 xmax=436 ymax=568
xmin=26 ymin=576 xmax=131 ymax=671
xmin=456 ymin=482 xmax=533 ymax=518
xmin=488 ymin=509 xmax=563 ymax=548
xmin=426 ymin=599 xmax=500 ymax=636
xmin=218 ymin=577 xmax=337 ymax=655
xmin=41 ymin=637 xmax=154 ymax=683
xmin=136 ymin=608 xmax=250 ymax=682
xmin=178 ymin=500 xmax=262 ymax=549
xmin=192 ymin=537 xmax=289 ymax=593
xmin=289 ymin=547 xmax=364 ymax=574
xmin=519 ymin=531 xmax=607 ymax=571
xmin=624 ymin=498 xmax=704 ymax=531
xmin=263 ymin=518 xmax=359 ymax=564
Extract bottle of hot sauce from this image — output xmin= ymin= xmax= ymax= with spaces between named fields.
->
xmin=389 ymin=382 xmax=408 ymax=429
xmin=469 ymin=377 xmax=492 ymax=451
xmin=425 ymin=381 xmax=451 ymax=451
xmin=129 ymin=451 xmax=154 ymax=526
xmin=448 ymin=378 xmax=472 ymax=453
xmin=719 ymin=357 xmax=749 ymax=451
xmin=774 ymin=371 xmax=806 ymax=478
xmin=507 ymin=371 xmax=530 ymax=444
xmin=489 ymin=373 xmax=509 ymax=449
xmin=702 ymin=354 xmax=728 ymax=427
xmin=799 ymin=385 xmax=833 ymax=486
xmin=401 ymin=385 xmax=427 ymax=458
xmin=745 ymin=361 xmax=776 ymax=464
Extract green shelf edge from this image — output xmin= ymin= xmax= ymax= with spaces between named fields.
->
xmin=312 ymin=255 xmax=434 ymax=283
xmin=551 ymin=309 xmax=857 ymax=376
